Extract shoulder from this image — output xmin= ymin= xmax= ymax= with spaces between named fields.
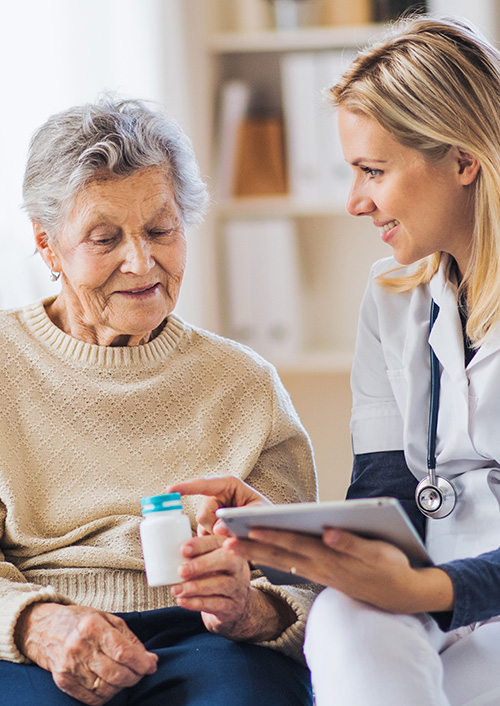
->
xmin=0 ymin=301 xmax=38 ymax=341
xmin=356 ymin=258 xmax=431 ymax=365
xmin=363 ymin=257 xmax=426 ymax=315
xmin=173 ymin=316 xmax=279 ymax=381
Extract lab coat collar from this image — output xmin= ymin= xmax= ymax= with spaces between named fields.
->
xmin=428 ymin=255 xmax=500 ymax=372
xmin=468 ymin=319 xmax=500 ymax=369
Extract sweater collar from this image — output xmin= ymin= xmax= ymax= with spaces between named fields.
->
xmin=20 ymin=298 xmax=187 ymax=368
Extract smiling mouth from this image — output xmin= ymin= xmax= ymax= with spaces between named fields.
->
xmin=379 ymin=219 xmax=399 ymax=234
xmin=117 ymin=283 xmax=160 ymax=295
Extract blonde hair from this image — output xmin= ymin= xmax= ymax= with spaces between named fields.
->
xmin=330 ymin=16 xmax=500 ymax=345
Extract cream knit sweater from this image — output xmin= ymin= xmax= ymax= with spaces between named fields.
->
xmin=0 ymin=299 xmax=318 ymax=664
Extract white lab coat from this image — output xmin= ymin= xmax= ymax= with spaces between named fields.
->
xmin=350 ymin=254 xmax=500 ymax=564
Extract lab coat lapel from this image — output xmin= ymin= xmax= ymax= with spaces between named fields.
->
xmin=467 ymin=319 xmax=500 ymax=368
xmin=427 ymin=260 xmax=465 ymax=383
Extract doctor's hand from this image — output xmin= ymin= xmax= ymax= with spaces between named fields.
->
xmin=170 ymin=532 xmax=295 ymax=642
xmin=14 ymin=603 xmax=158 ymax=706
xmin=224 ymin=528 xmax=455 ymax=615
xmin=166 ymin=476 xmax=271 ymax=537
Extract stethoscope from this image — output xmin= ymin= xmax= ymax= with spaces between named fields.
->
xmin=415 ymin=300 xmax=458 ymax=519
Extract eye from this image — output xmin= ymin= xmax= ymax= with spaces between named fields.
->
xmin=361 ymin=166 xmax=383 ymax=178
xmin=88 ymin=234 xmax=117 ymax=247
xmin=93 ymin=237 xmax=115 ymax=245
xmin=149 ymin=230 xmax=171 ymax=237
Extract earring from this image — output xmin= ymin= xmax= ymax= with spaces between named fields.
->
xmin=49 ymin=269 xmax=61 ymax=282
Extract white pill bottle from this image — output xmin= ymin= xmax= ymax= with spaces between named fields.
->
xmin=140 ymin=492 xmax=192 ymax=586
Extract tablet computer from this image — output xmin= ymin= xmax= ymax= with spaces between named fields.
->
xmin=216 ymin=497 xmax=431 ymax=585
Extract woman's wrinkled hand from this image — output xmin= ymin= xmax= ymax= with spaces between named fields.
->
xmin=15 ymin=603 xmax=158 ymax=706
xmin=171 ymin=533 xmax=295 ymax=642
xmin=166 ymin=476 xmax=271 ymax=536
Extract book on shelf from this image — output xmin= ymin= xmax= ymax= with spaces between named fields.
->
xmin=216 ymin=80 xmax=251 ymax=199
xmin=280 ymin=49 xmax=353 ymax=205
xmin=233 ymin=116 xmax=287 ymax=197
xmin=224 ymin=218 xmax=302 ymax=363
xmin=319 ymin=0 xmax=372 ymax=25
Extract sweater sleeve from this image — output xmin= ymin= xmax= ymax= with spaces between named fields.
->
xmin=434 ymin=552 xmax=500 ymax=630
xmin=347 ymin=451 xmax=426 ymax=541
xmin=0 ymin=501 xmax=73 ymax=663
xmin=242 ymin=363 xmax=321 ymax=663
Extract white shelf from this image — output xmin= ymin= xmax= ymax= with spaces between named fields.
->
xmin=217 ymin=195 xmax=348 ymax=219
xmin=208 ymin=24 xmax=384 ymax=54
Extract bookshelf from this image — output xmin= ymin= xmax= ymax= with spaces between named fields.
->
xmin=182 ymin=1 xmax=389 ymax=499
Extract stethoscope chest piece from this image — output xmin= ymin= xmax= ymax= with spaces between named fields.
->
xmin=415 ymin=474 xmax=457 ymax=519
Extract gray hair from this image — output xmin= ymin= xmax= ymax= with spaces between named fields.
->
xmin=22 ymin=96 xmax=210 ymax=236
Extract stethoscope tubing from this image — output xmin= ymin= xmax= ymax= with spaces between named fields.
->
xmin=415 ymin=298 xmax=458 ymax=519
xmin=427 ymin=299 xmax=440 ymax=485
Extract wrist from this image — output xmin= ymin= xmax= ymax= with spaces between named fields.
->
xmin=14 ymin=602 xmax=57 ymax=660
xmin=407 ymin=567 xmax=455 ymax=614
xmin=245 ymin=588 xmax=297 ymax=642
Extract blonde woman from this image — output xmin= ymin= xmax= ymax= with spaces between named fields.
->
xmin=172 ymin=16 xmax=500 ymax=706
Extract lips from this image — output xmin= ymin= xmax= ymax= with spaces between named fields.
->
xmin=116 ymin=283 xmax=160 ymax=295
xmin=378 ymin=219 xmax=399 ymax=244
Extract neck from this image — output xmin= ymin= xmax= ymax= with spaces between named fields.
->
xmin=44 ymin=298 xmax=165 ymax=347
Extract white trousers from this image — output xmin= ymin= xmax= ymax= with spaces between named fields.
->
xmin=304 ymin=588 xmax=500 ymax=706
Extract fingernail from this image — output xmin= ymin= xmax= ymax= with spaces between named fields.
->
xmin=323 ymin=529 xmax=340 ymax=544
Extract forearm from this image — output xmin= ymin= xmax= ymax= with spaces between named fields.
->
xmin=380 ymin=566 xmax=454 ymax=615
xmin=0 ymin=579 xmax=72 ymax=663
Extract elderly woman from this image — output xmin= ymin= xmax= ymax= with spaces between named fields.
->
xmin=0 ymin=97 xmax=317 ymax=706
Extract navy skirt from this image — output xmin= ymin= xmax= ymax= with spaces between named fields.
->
xmin=0 ymin=607 xmax=313 ymax=706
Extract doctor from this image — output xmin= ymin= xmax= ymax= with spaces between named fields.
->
xmin=171 ymin=14 xmax=500 ymax=706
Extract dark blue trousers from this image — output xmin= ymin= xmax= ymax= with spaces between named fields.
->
xmin=0 ymin=607 xmax=313 ymax=705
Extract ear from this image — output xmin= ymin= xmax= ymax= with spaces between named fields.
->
xmin=455 ymin=147 xmax=480 ymax=185
xmin=33 ymin=222 xmax=61 ymax=273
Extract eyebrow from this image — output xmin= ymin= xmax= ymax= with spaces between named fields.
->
xmin=351 ymin=158 xmax=388 ymax=166
xmin=144 ymin=205 xmax=182 ymax=229
xmin=85 ymin=218 xmax=118 ymax=235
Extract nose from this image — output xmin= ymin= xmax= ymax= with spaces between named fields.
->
xmin=346 ymin=177 xmax=375 ymax=217
xmin=120 ymin=236 xmax=155 ymax=275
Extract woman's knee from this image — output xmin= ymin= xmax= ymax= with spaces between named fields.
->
xmin=304 ymin=587 xmax=430 ymax=667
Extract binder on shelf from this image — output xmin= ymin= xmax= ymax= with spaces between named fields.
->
xmin=281 ymin=50 xmax=354 ymax=205
xmin=224 ymin=218 xmax=302 ymax=363
xmin=216 ymin=80 xmax=251 ymax=199
xmin=314 ymin=50 xmax=355 ymax=204
xmin=224 ymin=220 xmax=258 ymax=350
xmin=280 ymin=52 xmax=322 ymax=201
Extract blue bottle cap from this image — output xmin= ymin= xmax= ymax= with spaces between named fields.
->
xmin=141 ymin=492 xmax=183 ymax=514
